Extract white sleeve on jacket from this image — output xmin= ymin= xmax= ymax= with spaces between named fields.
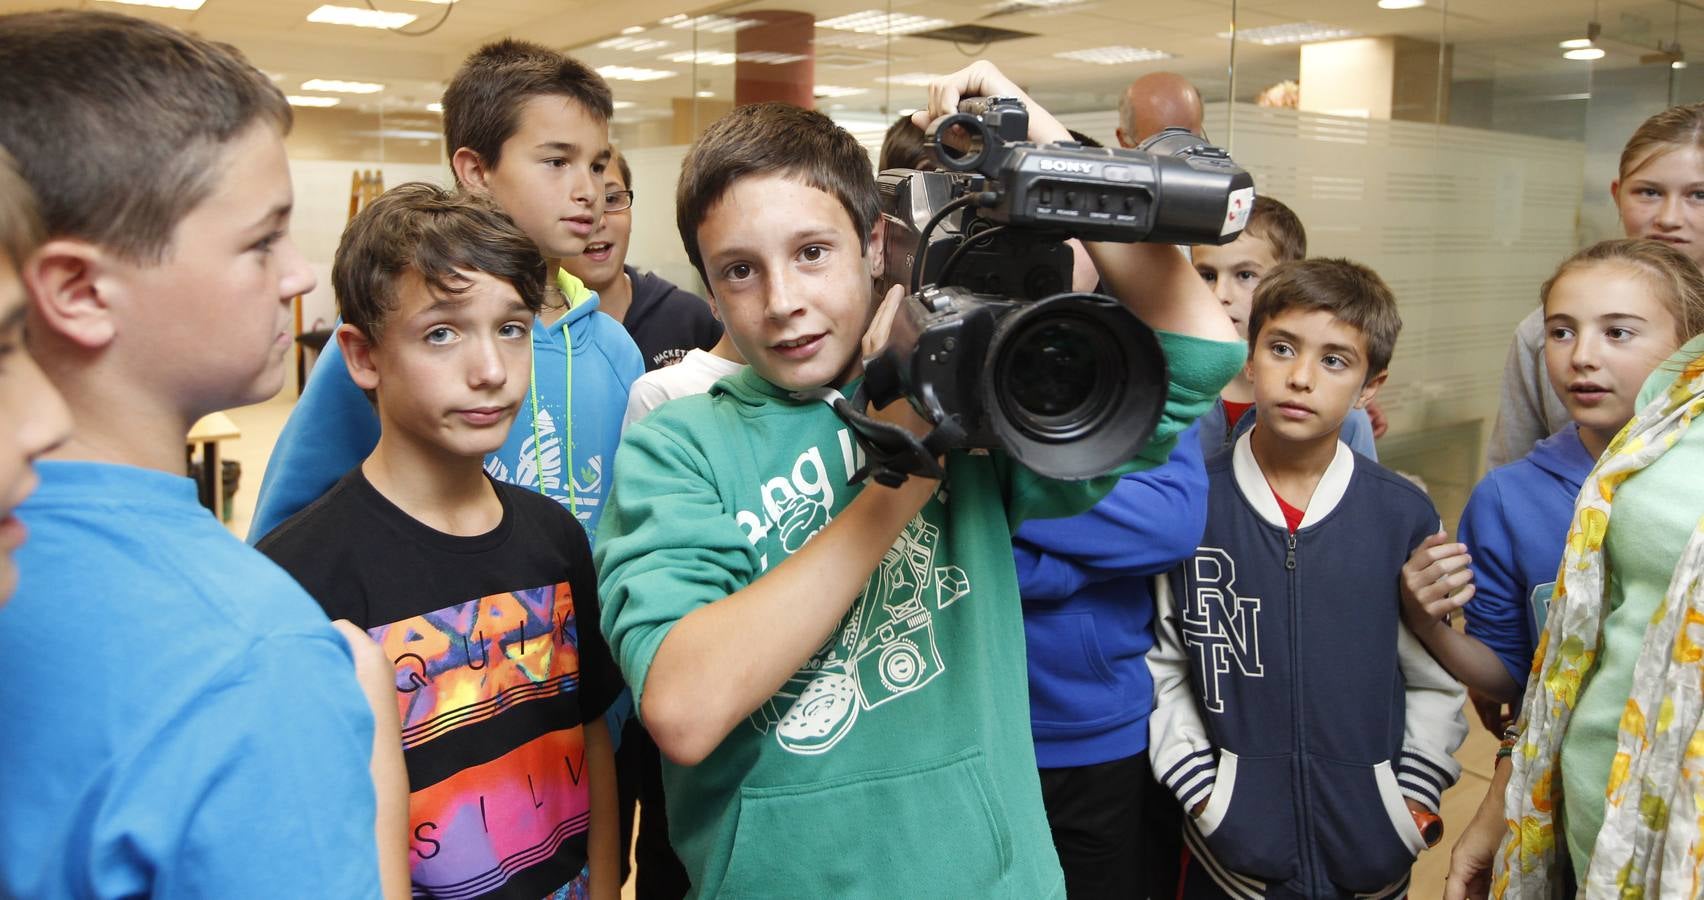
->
xmin=1394 ymin=620 xmax=1469 ymax=813
xmin=1147 ymin=572 xmax=1218 ymax=813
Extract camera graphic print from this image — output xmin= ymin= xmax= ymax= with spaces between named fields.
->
xmin=738 ymin=429 xmax=971 ymax=756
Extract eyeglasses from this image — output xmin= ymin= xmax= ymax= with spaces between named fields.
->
xmin=604 ymin=189 xmax=634 ymax=212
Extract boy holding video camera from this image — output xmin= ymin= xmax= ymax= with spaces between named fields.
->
xmin=593 ymin=61 xmax=1244 ymax=897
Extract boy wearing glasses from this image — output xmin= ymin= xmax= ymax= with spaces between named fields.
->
xmin=566 ymin=151 xmax=723 ymax=372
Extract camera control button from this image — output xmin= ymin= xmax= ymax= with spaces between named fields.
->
xmin=1103 ymin=165 xmax=1133 ymax=183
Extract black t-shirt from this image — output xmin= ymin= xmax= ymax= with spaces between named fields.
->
xmin=258 ymin=468 xmax=623 ymax=899
xmin=622 ymin=265 xmax=722 ymax=371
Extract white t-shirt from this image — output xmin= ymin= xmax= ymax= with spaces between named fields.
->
xmin=621 ymin=348 xmax=746 ymax=429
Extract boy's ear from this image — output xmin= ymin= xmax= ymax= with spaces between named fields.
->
xmin=23 ymin=239 xmax=119 ymax=351
xmin=336 ymin=322 xmax=382 ymax=392
xmin=1609 ymin=179 xmax=1622 ymax=205
xmin=451 ymin=147 xmax=493 ymax=195
xmin=1355 ymin=368 xmax=1389 ymax=409
xmin=865 ymin=218 xmax=887 ymax=280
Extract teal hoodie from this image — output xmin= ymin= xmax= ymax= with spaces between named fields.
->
xmin=595 ymin=330 xmax=1243 ymax=899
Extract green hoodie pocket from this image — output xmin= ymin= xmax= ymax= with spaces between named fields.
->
xmin=710 ymin=748 xmax=1014 ymax=898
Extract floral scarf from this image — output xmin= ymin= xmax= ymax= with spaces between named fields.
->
xmin=1496 ymin=349 xmax=1704 ymax=898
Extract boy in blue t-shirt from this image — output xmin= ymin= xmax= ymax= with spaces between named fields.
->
xmin=259 ymin=183 xmax=624 ymax=899
xmin=0 ymin=11 xmax=405 ymax=897
xmin=250 ymin=39 xmax=643 ymax=543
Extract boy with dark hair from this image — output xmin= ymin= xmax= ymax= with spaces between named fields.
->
xmin=1148 ymin=259 xmax=1467 ymax=899
xmin=258 ymin=183 xmax=623 ymax=900
xmin=566 ymin=150 xmax=723 ymax=371
xmin=250 ymin=38 xmax=644 ymax=543
xmin=595 ymin=59 xmax=1245 ymax=898
xmin=1191 ymin=195 xmax=1379 ymax=457
xmin=0 ymin=10 xmax=406 ymax=896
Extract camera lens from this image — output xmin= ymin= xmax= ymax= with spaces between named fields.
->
xmin=1002 ymin=318 xmax=1110 ymax=433
xmin=984 ymin=293 xmax=1167 ymax=480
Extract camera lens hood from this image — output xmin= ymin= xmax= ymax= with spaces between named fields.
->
xmin=982 ymin=293 xmax=1167 ymax=480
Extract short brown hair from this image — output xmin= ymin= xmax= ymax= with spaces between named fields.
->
xmin=0 ymin=10 xmax=290 ymax=264
xmin=678 ymin=103 xmax=879 ymax=284
xmin=613 ymin=150 xmax=633 ymax=189
xmin=879 ymin=116 xmax=929 ymax=170
xmin=1248 ymin=258 xmax=1402 ymax=378
xmin=442 ymin=39 xmax=614 ymax=182
xmin=0 ymin=147 xmax=43 ymax=273
xmin=1541 ymin=238 xmax=1704 ymax=344
xmin=333 ymin=183 xmax=547 ymax=343
xmin=1244 ymin=195 xmax=1307 ymax=263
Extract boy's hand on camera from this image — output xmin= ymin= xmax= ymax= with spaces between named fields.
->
xmin=912 ymin=61 xmax=1069 ymax=145
xmin=1401 ymin=533 xmax=1475 ymax=625
xmin=862 ymin=284 xmax=933 ymax=442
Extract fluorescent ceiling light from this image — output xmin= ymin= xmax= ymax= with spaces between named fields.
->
xmin=306 ymin=5 xmax=418 ymax=29
xmin=300 ymin=78 xmax=385 ymax=94
xmin=621 ymin=25 xmax=646 ymax=35
xmin=818 ymin=10 xmax=952 ymax=36
xmin=597 ymin=65 xmax=678 ymax=82
xmin=286 ymin=95 xmax=341 ymax=108
xmin=1559 ymin=37 xmax=1594 ymax=49
xmin=738 ymin=51 xmax=808 ymax=64
xmin=95 ymin=0 xmax=206 ymax=9
xmin=426 ymin=102 xmax=443 ymax=113
xmin=1564 ymin=47 xmax=1606 ymax=60
xmin=695 ymin=90 xmax=715 ymax=98
xmin=1377 ymin=0 xmax=1426 ymax=8
xmin=599 ymin=36 xmax=671 ymax=52
xmin=1054 ymin=46 xmax=1175 ymax=65
xmin=662 ymin=50 xmax=737 ymax=66
xmin=813 ymin=85 xmax=868 ymax=98
xmin=1675 ymin=60 xmax=1689 ymax=69
xmin=996 ymin=0 xmax=1087 ymax=7
xmin=1217 ymin=22 xmax=1359 ymax=45
xmin=661 ymin=14 xmax=758 ymax=33
xmin=612 ymin=100 xmax=637 ymax=110
xmin=879 ymin=72 xmax=950 ymax=86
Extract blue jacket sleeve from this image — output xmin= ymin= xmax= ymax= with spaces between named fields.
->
xmin=247 ymin=335 xmax=380 ymax=543
xmin=1458 ymin=474 xmax=1533 ymax=688
xmin=1343 ymin=407 xmax=1378 ymax=460
xmin=1013 ymin=424 xmax=1208 ymax=603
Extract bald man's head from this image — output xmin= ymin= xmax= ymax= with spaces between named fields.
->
xmin=1117 ymin=72 xmax=1204 ymax=148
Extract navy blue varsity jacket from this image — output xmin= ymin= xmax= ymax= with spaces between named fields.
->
xmin=1147 ymin=432 xmax=1468 ymax=899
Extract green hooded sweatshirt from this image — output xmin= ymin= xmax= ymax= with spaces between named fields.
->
xmin=597 ymin=330 xmax=1243 ymax=899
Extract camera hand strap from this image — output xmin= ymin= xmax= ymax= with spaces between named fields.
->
xmin=829 ymin=384 xmax=962 ymax=488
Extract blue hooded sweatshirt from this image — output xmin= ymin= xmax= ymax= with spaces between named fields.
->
xmin=250 ymin=270 xmax=644 ymax=543
xmin=1459 ymin=422 xmax=1595 ymax=689
xmin=1197 ymin=400 xmax=1378 ymax=460
xmin=1014 ymin=423 xmax=1207 ymax=769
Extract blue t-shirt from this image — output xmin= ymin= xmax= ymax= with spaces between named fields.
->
xmin=0 ymin=461 xmax=381 ymax=899
xmin=249 ymin=272 xmax=644 ymax=543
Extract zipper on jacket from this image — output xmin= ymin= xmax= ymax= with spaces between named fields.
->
xmin=1288 ymin=531 xmax=1316 ymax=893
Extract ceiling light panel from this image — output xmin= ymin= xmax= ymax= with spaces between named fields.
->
xmin=878 ymin=72 xmax=950 ymax=86
xmin=661 ymin=50 xmax=737 ymax=66
xmin=306 ymin=5 xmax=419 ymax=29
xmin=598 ymin=36 xmax=672 ymax=52
xmin=286 ymin=95 xmax=341 ymax=108
xmin=813 ymin=85 xmax=868 ymax=98
xmin=300 ymin=79 xmax=385 ymax=94
xmin=660 ymin=14 xmax=759 ymax=33
xmin=818 ymin=10 xmax=953 ymax=36
xmin=596 ymin=65 xmax=678 ymax=82
xmin=1054 ymin=46 xmax=1175 ymax=65
xmin=1564 ymin=47 xmax=1605 ymax=60
xmin=1217 ymin=22 xmax=1359 ymax=45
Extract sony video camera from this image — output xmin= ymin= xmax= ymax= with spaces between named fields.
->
xmin=858 ymin=97 xmax=1254 ymax=481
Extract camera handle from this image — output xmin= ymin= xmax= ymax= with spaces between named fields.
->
xmin=831 ymin=383 xmax=964 ymax=488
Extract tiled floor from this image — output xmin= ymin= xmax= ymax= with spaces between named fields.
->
xmin=219 ymin=392 xmax=1496 ymax=899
